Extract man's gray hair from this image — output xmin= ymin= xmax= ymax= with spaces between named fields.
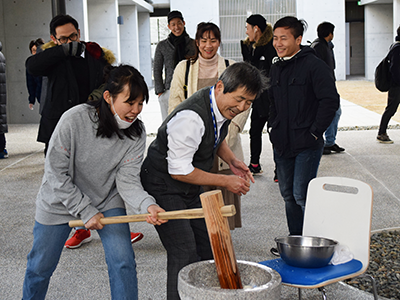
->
xmin=218 ymin=62 xmax=268 ymax=98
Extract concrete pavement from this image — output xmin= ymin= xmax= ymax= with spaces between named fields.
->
xmin=1 ymin=86 xmax=399 ymax=299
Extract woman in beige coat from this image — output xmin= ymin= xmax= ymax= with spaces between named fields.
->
xmin=168 ymin=22 xmax=250 ymax=229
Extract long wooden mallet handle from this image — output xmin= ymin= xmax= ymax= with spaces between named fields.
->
xmin=68 ymin=205 xmax=236 ymax=228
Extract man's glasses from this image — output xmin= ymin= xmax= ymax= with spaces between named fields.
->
xmin=55 ymin=32 xmax=79 ymax=44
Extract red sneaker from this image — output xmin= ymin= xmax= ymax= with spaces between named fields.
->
xmin=65 ymin=229 xmax=92 ymax=249
xmin=130 ymin=232 xmax=143 ymax=244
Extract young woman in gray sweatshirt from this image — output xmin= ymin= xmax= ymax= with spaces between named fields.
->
xmin=22 ymin=65 xmax=166 ymax=300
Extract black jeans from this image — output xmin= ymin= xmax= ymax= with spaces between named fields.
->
xmin=249 ymin=110 xmax=268 ymax=165
xmin=0 ymin=133 xmax=5 ymax=152
xmin=378 ymin=86 xmax=400 ymax=135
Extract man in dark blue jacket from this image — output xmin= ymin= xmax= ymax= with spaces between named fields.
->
xmin=269 ymin=17 xmax=339 ymax=236
xmin=311 ymin=21 xmax=344 ymax=154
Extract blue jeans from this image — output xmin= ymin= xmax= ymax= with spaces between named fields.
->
xmin=324 ymin=106 xmax=341 ymax=147
xmin=22 ymin=208 xmax=138 ymax=300
xmin=274 ymin=147 xmax=323 ymax=235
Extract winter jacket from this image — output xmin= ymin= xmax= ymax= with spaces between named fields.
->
xmin=153 ymin=36 xmax=195 ymax=95
xmin=268 ymin=47 xmax=339 ymax=158
xmin=0 ymin=42 xmax=7 ymax=134
xmin=310 ymin=37 xmax=335 ymax=77
xmin=241 ymin=23 xmax=277 ymax=117
xmin=26 ymin=41 xmax=115 ymax=143
xmin=389 ymin=42 xmax=400 ymax=86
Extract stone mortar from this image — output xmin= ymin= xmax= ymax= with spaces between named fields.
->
xmin=178 ymin=260 xmax=281 ymax=300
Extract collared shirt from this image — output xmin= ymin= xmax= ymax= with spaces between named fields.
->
xmin=166 ymin=87 xmax=227 ymax=175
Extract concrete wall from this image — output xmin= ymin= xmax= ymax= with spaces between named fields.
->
xmin=66 ymin=0 xmax=87 ymax=41
xmin=138 ymin=12 xmax=152 ymax=87
xmin=0 ymin=0 xmax=154 ymax=124
xmin=170 ymin=0 xmax=219 ymax=38
xmin=297 ymin=0 xmax=346 ymax=80
xmin=88 ymin=0 xmax=121 ymax=63
xmin=364 ymin=4 xmax=392 ymax=80
xmin=395 ymin=0 xmax=400 ymax=40
xmin=120 ymin=5 xmax=140 ymax=70
xmin=0 ymin=0 xmax=52 ymax=124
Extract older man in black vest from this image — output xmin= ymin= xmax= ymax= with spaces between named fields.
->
xmin=141 ymin=62 xmax=267 ymax=300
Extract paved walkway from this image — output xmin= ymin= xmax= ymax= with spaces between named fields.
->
xmin=1 ymin=84 xmax=399 ymax=299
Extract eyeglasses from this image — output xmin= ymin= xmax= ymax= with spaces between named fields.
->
xmin=55 ymin=32 xmax=79 ymax=44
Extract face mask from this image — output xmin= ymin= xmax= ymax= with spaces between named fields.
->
xmin=111 ymin=97 xmax=137 ymax=129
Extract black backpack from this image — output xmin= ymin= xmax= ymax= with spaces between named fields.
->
xmin=375 ymin=42 xmax=400 ymax=92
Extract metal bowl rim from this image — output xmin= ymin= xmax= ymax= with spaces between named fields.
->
xmin=274 ymin=235 xmax=338 ymax=247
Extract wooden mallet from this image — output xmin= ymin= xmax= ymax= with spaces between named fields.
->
xmin=68 ymin=205 xmax=236 ymax=227
xmin=200 ymin=190 xmax=243 ymax=289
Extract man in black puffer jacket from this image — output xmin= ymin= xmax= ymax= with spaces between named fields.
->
xmin=269 ymin=17 xmax=339 ymax=236
xmin=241 ymin=14 xmax=277 ymax=179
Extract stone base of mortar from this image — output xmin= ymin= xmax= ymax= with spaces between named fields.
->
xmin=178 ymin=260 xmax=281 ymax=300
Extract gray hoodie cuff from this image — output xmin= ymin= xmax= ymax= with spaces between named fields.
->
xmin=79 ymin=205 xmax=100 ymax=225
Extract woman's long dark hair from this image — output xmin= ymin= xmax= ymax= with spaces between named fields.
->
xmin=88 ymin=64 xmax=149 ymax=139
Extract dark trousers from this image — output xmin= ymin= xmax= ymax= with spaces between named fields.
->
xmin=378 ymin=86 xmax=400 ymax=135
xmin=140 ymin=164 xmax=213 ymax=300
xmin=249 ymin=109 xmax=268 ymax=165
xmin=0 ymin=133 xmax=5 ymax=151
xmin=274 ymin=146 xmax=323 ymax=235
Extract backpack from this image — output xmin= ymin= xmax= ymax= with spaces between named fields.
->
xmin=375 ymin=42 xmax=400 ymax=92
xmin=183 ymin=59 xmax=230 ymax=99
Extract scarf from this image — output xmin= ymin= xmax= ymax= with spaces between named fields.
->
xmin=168 ymin=29 xmax=190 ymax=67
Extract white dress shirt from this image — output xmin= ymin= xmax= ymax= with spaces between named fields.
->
xmin=166 ymin=87 xmax=227 ymax=175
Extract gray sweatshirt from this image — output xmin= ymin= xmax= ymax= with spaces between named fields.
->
xmin=35 ymin=104 xmax=157 ymax=225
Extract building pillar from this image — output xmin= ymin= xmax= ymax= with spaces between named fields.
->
xmin=394 ymin=0 xmax=400 ymax=40
xmin=119 ymin=5 xmax=140 ymax=69
xmin=296 ymin=0 xmax=346 ymax=80
xmin=364 ymin=4 xmax=392 ymax=80
xmin=138 ymin=12 xmax=152 ymax=87
xmin=87 ymin=0 xmax=120 ymax=63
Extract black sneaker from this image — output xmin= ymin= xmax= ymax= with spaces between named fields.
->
xmin=377 ymin=133 xmax=393 ymax=144
xmin=325 ymin=144 xmax=345 ymax=153
xmin=248 ymin=164 xmax=263 ymax=175
xmin=323 ymin=147 xmax=331 ymax=155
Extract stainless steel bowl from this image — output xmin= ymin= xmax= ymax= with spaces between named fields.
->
xmin=275 ymin=236 xmax=338 ymax=268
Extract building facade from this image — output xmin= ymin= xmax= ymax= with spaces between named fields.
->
xmin=1 ymin=0 xmax=400 ymax=124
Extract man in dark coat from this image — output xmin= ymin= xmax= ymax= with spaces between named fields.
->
xmin=377 ymin=25 xmax=400 ymax=143
xmin=241 ymin=14 xmax=277 ymax=179
xmin=26 ymin=14 xmax=115 ymax=155
xmin=311 ymin=21 xmax=344 ymax=154
xmin=0 ymin=41 xmax=7 ymax=159
xmin=269 ymin=17 xmax=339 ymax=236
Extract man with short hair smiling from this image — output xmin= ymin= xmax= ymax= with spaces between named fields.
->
xmin=153 ymin=10 xmax=195 ymax=121
xmin=25 ymin=14 xmax=121 ymax=249
xmin=269 ymin=16 xmax=339 ymax=237
xmin=26 ymin=14 xmax=115 ymax=155
xmin=141 ymin=62 xmax=267 ymax=300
